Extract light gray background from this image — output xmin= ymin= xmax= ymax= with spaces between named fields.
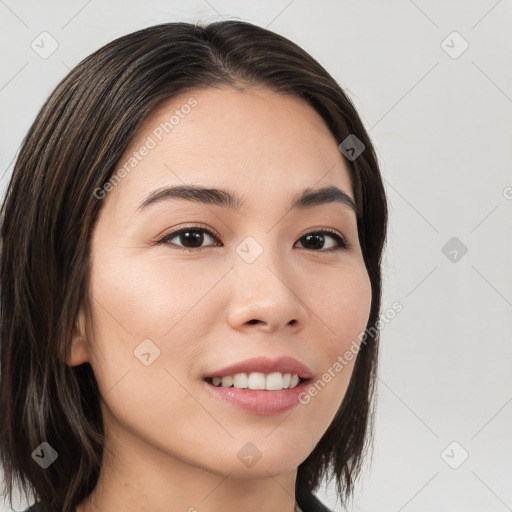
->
xmin=1 ymin=1 xmax=511 ymax=511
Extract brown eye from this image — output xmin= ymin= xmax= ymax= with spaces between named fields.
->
xmin=295 ymin=229 xmax=348 ymax=252
xmin=157 ymin=225 xmax=221 ymax=251
xmin=156 ymin=225 xmax=348 ymax=253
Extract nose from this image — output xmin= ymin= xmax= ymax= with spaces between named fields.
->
xmin=226 ymin=236 xmax=308 ymax=333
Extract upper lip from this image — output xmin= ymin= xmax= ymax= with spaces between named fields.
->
xmin=206 ymin=356 xmax=313 ymax=380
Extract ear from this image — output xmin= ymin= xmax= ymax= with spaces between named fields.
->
xmin=67 ymin=307 xmax=90 ymax=366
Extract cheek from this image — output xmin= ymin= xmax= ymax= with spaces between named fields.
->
xmin=85 ymin=249 xmax=224 ymax=390
xmin=295 ymin=265 xmax=372 ymax=425
xmin=88 ymin=248 xmax=221 ymax=339
xmin=309 ymin=263 xmax=372 ymax=353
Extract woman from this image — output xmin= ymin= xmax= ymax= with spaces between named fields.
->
xmin=0 ymin=20 xmax=387 ymax=512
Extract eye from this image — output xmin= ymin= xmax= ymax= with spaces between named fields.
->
xmin=295 ymin=228 xmax=349 ymax=252
xmin=155 ymin=225 xmax=349 ymax=252
xmin=156 ymin=224 xmax=221 ymax=252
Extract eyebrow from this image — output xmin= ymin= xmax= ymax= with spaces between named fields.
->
xmin=136 ymin=184 xmax=357 ymax=214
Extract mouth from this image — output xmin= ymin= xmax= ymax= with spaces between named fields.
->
xmin=203 ymin=373 xmax=313 ymax=415
xmin=204 ymin=372 xmax=311 ymax=391
xmin=201 ymin=356 xmax=314 ymax=413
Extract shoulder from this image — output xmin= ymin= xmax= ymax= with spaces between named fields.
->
xmin=296 ymin=484 xmax=334 ymax=512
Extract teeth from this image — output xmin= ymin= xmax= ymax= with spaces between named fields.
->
xmin=209 ymin=372 xmax=302 ymax=390
xmin=221 ymin=376 xmax=233 ymax=387
xmin=233 ymin=372 xmax=248 ymax=388
xmin=248 ymin=372 xmax=266 ymax=390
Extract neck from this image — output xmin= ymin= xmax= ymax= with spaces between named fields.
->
xmin=76 ymin=412 xmax=298 ymax=512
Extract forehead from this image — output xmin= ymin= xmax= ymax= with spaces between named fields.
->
xmin=106 ymin=86 xmax=354 ymax=214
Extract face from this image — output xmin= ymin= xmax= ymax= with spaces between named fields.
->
xmin=71 ymin=86 xmax=372 ymax=480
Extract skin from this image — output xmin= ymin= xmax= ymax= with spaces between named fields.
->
xmin=69 ymin=85 xmax=372 ymax=512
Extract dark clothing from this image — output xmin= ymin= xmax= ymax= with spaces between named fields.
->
xmin=23 ymin=486 xmax=332 ymax=512
xmin=296 ymin=484 xmax=333 ymax=511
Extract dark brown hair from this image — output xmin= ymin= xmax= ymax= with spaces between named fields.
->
xmin=0 ymin=20 xmax=387 ymax=512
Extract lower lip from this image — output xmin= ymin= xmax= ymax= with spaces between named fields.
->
xmin=203 ymin=378 xmax=311 ymax=415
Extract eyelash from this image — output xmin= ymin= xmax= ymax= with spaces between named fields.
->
xmin=155 ymin=223 xmax=349 ymax=253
